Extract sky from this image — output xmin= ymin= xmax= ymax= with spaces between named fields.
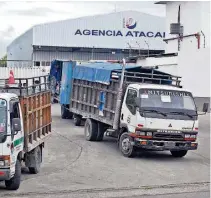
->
xmin=0 ymin=1 xmax=166 ymax=58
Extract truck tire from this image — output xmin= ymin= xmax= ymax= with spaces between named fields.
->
xmin=170 ymin=150 xmax=187 ymax=158
xmin=61 ymin=105 xmax=73 ymax=119
xmin=5 ymin=160 xmax=21 ymax=190
xmin=119 ymin=132 xmax=136 ymax=158
xmin=28 ymin=146 xmax=42 ymax=174
xmin=84 ymin=119 xmax=98 ymax=141
xmin=74 ymin=115 xmax=81 ymax=126
xmin=96 ymin=123 xmax=104 ymax=141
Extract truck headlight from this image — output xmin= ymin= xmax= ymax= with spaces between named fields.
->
xmin=190 ymin=135 xmax=196 ymax=139
xmin=136 ymin=131 xmax=145 ymax=136
xmin=0 ymin=156 xmax=10 ymax=167
xmin=4 ymin=160 xmax=10 ymax=166
xmin=185 ymin=134 xmax=197 ymax=139
xmin=0 ymin=161 xmax=4 ymax=166
xmin=185 ymin=134 xmax=190 ymax=138
xmin=147 ymin=132 xmax=152 ymax=136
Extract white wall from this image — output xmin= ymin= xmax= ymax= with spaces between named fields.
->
xmin=134 ymin=56 xmax=178 ymax=75
xmin=165 ymin=1 xmax=210 ymax=53
xmin=163 ymin=1 xmax=210 ymax=98
xmin=177 ymin=47 xmax=210 ymax=97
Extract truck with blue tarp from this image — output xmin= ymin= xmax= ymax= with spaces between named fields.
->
xmin=49 ymin=59 xmax=208 ymax=158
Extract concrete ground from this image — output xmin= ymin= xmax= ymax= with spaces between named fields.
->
xmin=0 ymin=104 xmax=210 ymax=197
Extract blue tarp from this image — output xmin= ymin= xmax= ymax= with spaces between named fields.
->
xmin=72 ymin=63 xmax=141 ymax=84
xmin=72 ymin=63 xmax=172 ymax=85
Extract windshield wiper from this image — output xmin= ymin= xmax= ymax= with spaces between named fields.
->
xmin=168 ymin=111 xmax=195 ymax=118
xmin=140 ymin=109 xmax=167 ymax=116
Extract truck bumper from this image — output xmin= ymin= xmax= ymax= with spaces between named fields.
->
xmin=0 ymin=169 xmax=11 ymax=181
xmin=134 ymin=138 xmax=198 ymax=151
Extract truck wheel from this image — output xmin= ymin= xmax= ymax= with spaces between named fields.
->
xmin=170 ymin=150 xmax=187 ymax=158
xmin=84 ymin=119 xmax=98 ymax=141
xmin=61 ymin=105 xmax=73 ymax=119
xmin=5 ymin=160 xmax=21 ymax=190
xmin=119 ymin=132 xmax=136 ymax=158
xmin=96 ymin=123 xmax=104 ymax=141
xmin=74 ymin=115 xmax=81 ymax=126
xmin=28 ymin=147 xmax=42 ymax=174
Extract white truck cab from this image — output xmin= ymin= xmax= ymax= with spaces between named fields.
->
xmin=0 ymin=93 xmax=24 ymax=189
xmin=119 ymin=83 xmax=206 ymax=157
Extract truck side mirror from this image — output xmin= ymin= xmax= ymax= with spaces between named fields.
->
xmin=202 ymin=103 xmax=209 ymax=113
xmin=12 ymin=118 xmax=21 ymax=132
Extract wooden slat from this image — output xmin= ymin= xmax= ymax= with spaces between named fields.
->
xmin=20 ymin=90 xmax=51 ymax=152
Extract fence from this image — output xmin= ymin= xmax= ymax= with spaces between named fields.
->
xmin=0 ymin=66 xmax=48 ymax=79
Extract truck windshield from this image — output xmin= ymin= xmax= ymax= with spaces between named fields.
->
xmin=139 ymin=89 xmax=196 ymax=111
xmin=0 ymin=99 xmax=7 ymax=143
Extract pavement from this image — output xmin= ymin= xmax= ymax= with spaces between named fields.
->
xmin=0 ymin=104 xmax=210 ymax=197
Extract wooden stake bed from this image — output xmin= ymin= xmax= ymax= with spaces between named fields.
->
xmin=20 ymin=91 xmax=51 ymax=152
xmin=0 ymin=75 xmax=51 ymax=152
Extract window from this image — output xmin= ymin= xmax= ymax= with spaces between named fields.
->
xmin=140 ymin=90 xmax=196 ymax=111
xmin=0 ymin=99 xmax=7 ymax=143
xmin=41 ymin=61 xmax=46 ymax=66
xmin=34 ymin=61 xmax=40 ymax=67
xmin=10 ymin=101 xmax=20 ymax=120
xmin=126 ymin=89 xmax=137 ymax=114
xmin=10 ymin=101 xmax=20 ymax=140
xmin=46 ymin=62 xmax=50 ymax=66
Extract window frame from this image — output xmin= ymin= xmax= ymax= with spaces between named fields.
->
xmin=125 ymin=88 xmax=138 ymax=115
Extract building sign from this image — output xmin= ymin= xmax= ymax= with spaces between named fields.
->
xmin=74 ymin=17 xmax=165 ymax=38
xmin=75 ymin=29 xmax=165 ymax=38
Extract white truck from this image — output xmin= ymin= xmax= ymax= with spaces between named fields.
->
xmin=0 ymin=75 xmax=51 ymax=190
xmin=51 ymin=60 xmax=208 ymax=158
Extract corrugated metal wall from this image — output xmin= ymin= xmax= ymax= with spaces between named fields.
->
xmin=7 ymin=29 xmax=33 ymax=61
xmin=33 ymin=51 xmax=126 ymax=62
xmin=33 ymin=11 xmax=165 ymax=50
xmin=0 ymin=67 xmax=48 ymax=79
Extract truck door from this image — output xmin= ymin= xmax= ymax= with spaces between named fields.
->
xmin=9 ymin=100 xmax=24 ymax=168
xmin=60 ymin=61 xmax=76 ymax=105
xmin=121 ymin=88 xmax=138 ymax=133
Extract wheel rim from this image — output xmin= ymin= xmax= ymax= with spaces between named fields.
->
xmin=121 ymin=137 xmax=131 ymax=153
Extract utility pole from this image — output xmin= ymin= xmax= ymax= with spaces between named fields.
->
xmin=127 ymin=43 xmax=132 ymax=57
xmin=136 ymin=41 xmax=141 ymax=56
xmin=144 ymin=41 xmax=149 ymax=57
xmin=91 ymin=46 xmax=94 ymax=60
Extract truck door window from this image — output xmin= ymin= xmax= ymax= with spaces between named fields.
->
xmin=126 ymin=89 xmax=137 ymax=115
xmin=10 ymin=101 xmax=20 ymax=121
xmin=10 ymin=101 xmax=20 ymax=139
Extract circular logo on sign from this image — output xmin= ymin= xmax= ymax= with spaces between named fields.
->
xmin=126 ymin=18 xmax=137 ymax=29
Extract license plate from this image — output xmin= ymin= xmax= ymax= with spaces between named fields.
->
xmin=165 ymin=142 xmax=175 ymax=147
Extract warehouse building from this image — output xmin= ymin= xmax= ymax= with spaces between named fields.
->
xmin=7 ymin=10 xmax=165 ymax=67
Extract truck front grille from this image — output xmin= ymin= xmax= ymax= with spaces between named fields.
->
xmin=153 ymin=133 xmax=183 ymax=140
